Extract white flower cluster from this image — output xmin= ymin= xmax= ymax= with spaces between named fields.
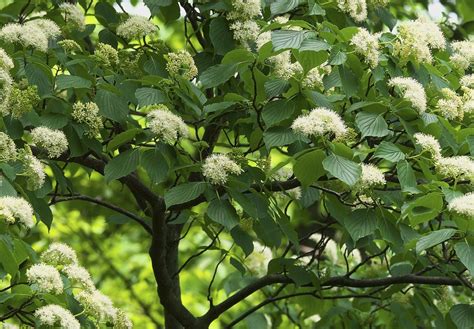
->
xmin=60 ymin=3 xmax=85 ymax=31
xmin=202 ymin=153 xmax=243 ymax=185
xmin=435 ymin=156 xmax=474 ymax=180
xmin=337 ymin=0 xmax=367 ymax=22
xmin=0 ymin=19 xmax=61 ymax=52
xmin=20 ymin=152 xmax=46 ymax=190
xmin=35 ymin=305 xmax=80 ymax=329
xmin=268 ymin=51 xmax=303 ymax=80
xmin=413 ymin=133 xmax=442 ymax=159
xmin=351 ymin=28 xmax=380 ymax=68
xmin=34 ymin=243 xmax=133 ymax=328
xmin=0 ymin=67 xmax=13 ymax=107
xmin=146 ymin=105 xmax=189 ymax=144
xmin=166 ymin=50 xmax=198 ymax=80
xmin=447 ymin=192 xmax=474 ymax=218
xmin=256 ymin=31 xmax=271 ymax=50
xmin=393 ymin=16 xmax=445 ymax=64
xmin=450 ymin=41 xmax=474 ymax=71
xmin=0 ymin=196 xmax=34 ymax=228
xmin=27 ymin=263 xmax=64 ymax=294
xmin=292 ymin=107 xmax=347 ymax=140
xmin=227 ymin=0 xmax=261 ymax=47
xmin=461 ymin=74 xmax=474 ymax=89
xmin=436 ymin=88 xmax=464 ymax=120
xmin=389 ymin=77 xmax=427 ymax=113
xmin=355 ymin=164 xmax=386 ymax=191
xmin=95 ymin=43 xmax=119 ymax=68
xmin=0 ymin=48 xmax=14 ymax=71
xmin=460 ymin=74 xmax=474 ymax=115
xmin=0 ymin=132 xmax=16 ymax=161
xmin=58 ymin=39 xmax=82 ymax=53
xmin=116 ymin=15 xmax=157 ymax=39
xmin=302 ymin=64 xmax=331 ymax=90
xmin=31 ymin=126 xmax=69 ymax=159
xmin=245 ymin=242 xmax=272 ymax=276
xmin=227 ymin=0 xmax=261 ymax=20
xmin=72 ymin=101 xmax=103 ymax=137
xmin=229 ymin=20 xmax=260 ymax=47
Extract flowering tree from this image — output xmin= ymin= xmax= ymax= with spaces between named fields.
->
xmin=0 ymin=0 xmax=473 ymax=328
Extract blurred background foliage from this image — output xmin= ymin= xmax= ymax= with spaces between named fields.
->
xmin=0 ymin=0 xmax=472 ymax=328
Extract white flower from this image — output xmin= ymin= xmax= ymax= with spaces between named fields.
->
xmin=356 ymin=164 xmax=386 ymax=191
xmin=436 ymin=88 xmax=464 ymax=120
xmin=302 ymin=64 xmax=331 ymax=90
xmin=146 ymin=105 xmax=188 ymax=144
xmin=41 ymin=242 xmax=78 ymax=267
xmin=0 ymin=132 xmax=16 ymax=161
xmin=0 ymin=23 xmax=48 ymax=52
xmin=460 ymin=74 xmax=474 ymax=88
xmin=166 ymin=50 xmax=198 ymax=80
xmin=63 ymin=264 xmax=95 ymax=291
xmin=229 ymin=20 xmax=260 ymax=47
xmin=0 ymin=68 xmax=13 ymax=105
xmin=116 ymin=16 xmax=157 ymax=39
xmin=202 ymin=154 xmax=243 ymax=185
xmin=114 ymin=310 xmax=133 ymax=329
xmin=27 ymin=263 xmax=63 ymax=294
xmin=60 ymin=3 xmax=85 ymax=31
xmin=413 ymin=133 xmax=442 ymax=159
xmin=351 ymin=28 xmax=380 ymax=68
xmin=21 ymin=153 xmax=45 ymax=190
xmin=77 ymin=289 xmax=117 ymax=322
xmin=26 ymin=19 xmax=61 ymax=39
xmin=95 ymin=43 xmax=119 ymax=68
xmin=337 ymin=0 xmax=367 ymax=22
xmin=256 ymin=31 xmax=271 ymax=50
xmin=450 ymin=40 xmax=474 ymax=71
xmin=389 ymin=77 xmax=427 ymax=113
xmin=245 ymin=242 xmax=272 ymax=275
xmin=435 ymin=156 xmax=474 ymax=180
xmin=0 ymin=197 xmax=34 ymax=228
xmin=309 ymin=233 xmax=339 ymax=262
xmin=72 ymin=101 xmax=103 ymax=137
xmin=227 ymin=0 xmax=261 ymax=20
xmin=35 ymin=305 xmax=80 ymax=329
xmin=447 ymin=192 xmax=474 ymax=218
xmin=0 ymin=48 xmax=14 ymax=71
xmin=31 ymin=127 xmax=69 ymax=158
xmin=268 ymin=51 xmax=303 ymax=80
xmin=462 ymin=87 xmax=474 ymax=114
xmin=291 ymin=107 xmax=347 ymax=140
xmin=394 ymin=16 xmax=445 ymax=64
xmin=58 ymin=39 xmax=82 ymax=53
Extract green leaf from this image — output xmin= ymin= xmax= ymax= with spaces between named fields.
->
xmin=339 ymin=66 xmax=358 ymax=98
xmin=262 ymin=99 xmax=295 ymax=127
xmin=107 ymin=129 xmax=142 ymax=152
xmin=207 ymin=199 xmax=239 ymax=230
xmin=322 ymin=154 xmax=361 ymax=186
xmin=25 ymin=62 xmax=52 ymax=96
xmin=263 ymin=127 xmax=301 ymax=149
xmin=397 ymin=160 xmax=420 ymax=194
xmin=264 ymin=79 xmax=290 ymax=98
xmin=355 ymin=112 xmax=389 ymax=138
xmin=55 ymin=75 xmax=92 ymax=90
xmin=455 ymin=242 xmax=474 ymax=276
xmin=0 ymin=235 xmax=17 ymax=275
xmin=328 ymin=47 xmax=347 ymax=65
xmin=204 ymin=101 xmax=237 ymax=113
xmin=209 ymin=17 xmax=235 ymax=55
xmin=373 ymin=142 xmax=405 ymax=162
xmin=416 ymin=229 xmax=456 ymax=254
xmin=293 ymin=150 xmax=326 ymax=186
xmin=270 ymin=0 xmax=301 ymax=15
xmin=299 ymin=38 xmax=330 ymax=52
xmin=141 ymin=149 xmax=169 ymax=185
xmin=272 ymin=30 xmax=306 ymax=51
xmin=96 ymin=88 xmax=129 ymax=121
xmin=346 ymin=209 xmax=377 ymax=242
xmin=104 ymin=149 xmax=140 ymax=183
xmin=200 ymin=63 xmax=239 ymax=88
xmin=135 ymin=88 xmax=167 ymax=107
xmin=164 ymin=182 xmax=208 ymax=208
xmin=231 ymin=227 xmax=254 ymax=256
xmin=144 ymin=0 xmax=174 ymax=14
xmin=403 ymin=192 xmax=443 ymax=226
xmin=450 ymin=304 xmax=474 ymax=329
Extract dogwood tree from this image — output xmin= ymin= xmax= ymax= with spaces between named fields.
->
xmin=0 ymin=0 xmax=473 ymax=328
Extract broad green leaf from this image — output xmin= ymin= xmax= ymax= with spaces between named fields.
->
xmin=104 ymin=149 xmax=140 ymax=183
xmin=455 ymin=242 xmax=474 ymax=276
xmin=322 ymin=154 xmax=361 ymax=186
xmin=164 ymin=182 xmax=208 ymax=208
xmin=262 ymin=99 xmax=295 ymax=127
xmin=141 ymin=149 xmax=169 ymax=185
xmin=328 ymin=46 xmax=347 ymax=65
xmin=299 ymin=38 xmax=330 ymax=52
xmin=207 ymin=199 xmax=239 ymax=230
xmin=264 ymin=79 xmax=290 ymax=98
xmin=96 ymin=88 xmax=129 ymax=121
xmin=397 ymin=160 xmax=420 ymax=194
xmin=263 ymin=127 xmax=301 ymax=149
xmin=293 ymin=150 xmax=326 ymax=186
xmin=204 ymin=101 xmax=237 ymax=113
xmin=135 ymin=88 xmax=167 ymax=107
xmin=56 ymin=75 xmax=92 ymax=90
xmin=107 ymin=129 xmax=142 ymax=152
xmin=339 ymin=66 xmax=358 ymax=98
xmin=200 ymin=63 xmax=239 ymax=88
xmin=355 ymin=112 xmax=389 ymax=138
xmin=416 ymin=229 xmax=456 ymax=254
xmin=209 ymin=17 xmax=235 ymax=55
xmin=271 ymin=0 xmax=301 ymax=15
xmin=0 ymin=235 xmax=17 ymax=275
xmin=272 ymin=30 xmax=306 ymax=51
xmin=25 ymin=62 xmax=52 ymax=96
xmin=403 ymin=192 xmax=443 ymax=226
xmin=450 ymin=304 xmax=474 ymax=329
xmin=231 ymin=227 xmax=254 ymax=256
xmin=346 ymin=209 xmax=377 ymax=242
xmin=374 ymin=142 xmax=405 ymax=162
